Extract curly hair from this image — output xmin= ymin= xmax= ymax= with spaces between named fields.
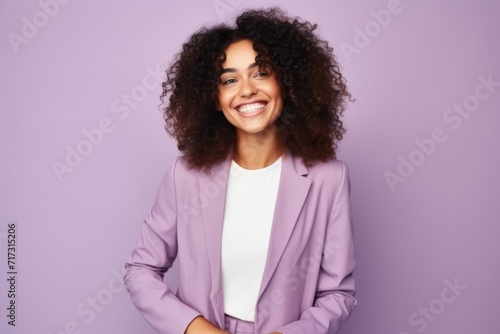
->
xmin=161 ymin=7 xmax=351 ymax=171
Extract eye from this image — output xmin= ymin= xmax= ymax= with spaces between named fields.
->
xmin=221 ymin=78 xmax=237 ymax=85
xmin=254 ymin=71 xmax=269 ymax=78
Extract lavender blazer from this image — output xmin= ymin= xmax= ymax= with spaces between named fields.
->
xmin=124 ymin=153 xmax=357 ymax=334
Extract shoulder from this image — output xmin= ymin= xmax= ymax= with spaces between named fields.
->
xmin=166 ymin=155 xmax=229 ymax=183
xmin=299 ymin=158 xmax=351 ymax=203
xmin=305 ymin=158 xmax=349 ymax=184
xmin=303 ymin=158 xmax=352 ymax=209
xmin=163 ymin=156 xmax=203 ymax=183
xmin=308 ymin=158 xmax=348 ymax=173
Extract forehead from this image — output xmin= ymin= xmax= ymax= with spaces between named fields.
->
xmin=222 ymin=39 xmax=257 ymax=69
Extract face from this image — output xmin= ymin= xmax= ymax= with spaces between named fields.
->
xmin=217 ymin=39 xmax=283 ymax=137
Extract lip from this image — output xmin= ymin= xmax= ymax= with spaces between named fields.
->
xmin=234 ymin=100 xmax=268 ymax=117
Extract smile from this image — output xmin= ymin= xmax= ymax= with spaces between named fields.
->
xmin=236 ymin=102 xmax=267 ymax=114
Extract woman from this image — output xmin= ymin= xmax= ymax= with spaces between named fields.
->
xmin=124 ymin=8 xmax=356 ymax=334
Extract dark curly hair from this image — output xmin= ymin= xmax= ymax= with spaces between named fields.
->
xmin=161 ymin=7 xmax=351 ymax=171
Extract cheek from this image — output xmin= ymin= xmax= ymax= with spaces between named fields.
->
xmin=218 ymin=91 xmax=234 ymax=109
xmin=273 ymin=87 xmax=284 ymax=113
xmin=268 ymin=80 xmax=282 ymax=99
xmin=216 ymin=92 xmax=226 ymax=109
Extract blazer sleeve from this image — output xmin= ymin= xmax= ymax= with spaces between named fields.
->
xmin=275 ymin=161 xmax=357 ymax=334
xmin=123 ymin=158 xmax=201 ymax=334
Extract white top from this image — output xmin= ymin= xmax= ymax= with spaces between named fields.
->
xmin=221 ymin=157 xmax=282 ymax=321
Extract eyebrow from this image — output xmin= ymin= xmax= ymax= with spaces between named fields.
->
xmin=219 ymin=62 xmax=259 ymax=75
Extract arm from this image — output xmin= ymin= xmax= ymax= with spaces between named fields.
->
xmin=123 ymin=159 xmax=209 ymax=333
xmin=274 ymin=162 xmax=357 ymax=334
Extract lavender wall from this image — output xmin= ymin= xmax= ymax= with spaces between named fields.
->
xmin=1 ymin=1 xmax=498 ymax=333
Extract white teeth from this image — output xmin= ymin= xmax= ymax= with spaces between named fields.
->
xmin=237 ymin=102 xmax=266 ymax=113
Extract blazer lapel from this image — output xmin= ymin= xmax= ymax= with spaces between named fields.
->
xmin=199 ymin=158 xmax=231 ymax=327
xmin=198 ymin=154 xmax=311 ymax=324
xmin=258 ymin=154 xmax=311 ymax=298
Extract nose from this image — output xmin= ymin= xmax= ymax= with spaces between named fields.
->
xmin=239 ymin=78 xmax=257 ymax=98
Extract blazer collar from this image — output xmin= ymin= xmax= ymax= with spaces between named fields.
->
xmin=199 ymin=153 xmax=311 ymax=325
xmin=258 ymin=153 xmax=311 ymax=298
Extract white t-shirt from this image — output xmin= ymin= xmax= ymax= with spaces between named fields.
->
xmin=221 ymin=157 xmax=282 ymax=321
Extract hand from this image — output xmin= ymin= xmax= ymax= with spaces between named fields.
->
xmin=185 ymin=316 xmax=228 ymax=334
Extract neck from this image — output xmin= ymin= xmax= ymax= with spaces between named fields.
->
xmin=233 ymin=128 xmax=283 ymax=170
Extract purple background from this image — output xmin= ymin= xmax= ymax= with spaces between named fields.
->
xmin=1 ymin=1 xmax=499 ymax=333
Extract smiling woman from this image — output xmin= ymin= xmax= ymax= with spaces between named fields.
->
xmin=124 ymin=7 xmax=356 ymax=334
xmin=217 ymin=39 xmax=284 ymax=169
xmin=159 ymin=7 xmax=351 ymax=172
